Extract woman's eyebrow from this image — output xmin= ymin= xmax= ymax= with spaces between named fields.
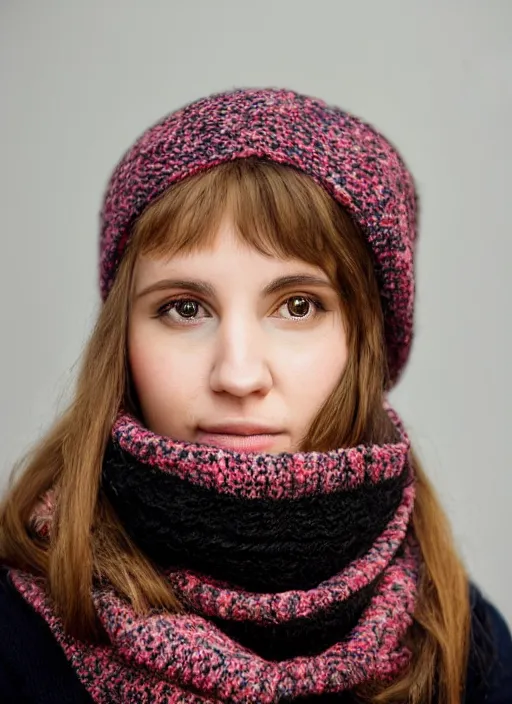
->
xmin=136 ymin=274 xmax=333 ymax=300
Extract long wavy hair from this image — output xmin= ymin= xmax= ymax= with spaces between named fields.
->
xmin=0 ymin=159 xmax=470 ymax=704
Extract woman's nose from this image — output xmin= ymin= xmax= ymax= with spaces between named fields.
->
xmin=209 ymin=321 xmax=273 ymax=398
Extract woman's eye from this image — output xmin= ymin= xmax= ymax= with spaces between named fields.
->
xmin=278 ymin=296 xmax=325 ymax=320
xmin=158 ymin=299 xmax=208 ymax=323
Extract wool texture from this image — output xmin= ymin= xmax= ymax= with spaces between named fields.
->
xmin=99 ymin=88 xmax=418 ymax=387
xmin=11 ymin=402 xmax=420 ymax=703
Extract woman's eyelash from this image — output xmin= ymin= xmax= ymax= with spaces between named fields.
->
xmin=155 ymin=295 xmax=327 ymax=321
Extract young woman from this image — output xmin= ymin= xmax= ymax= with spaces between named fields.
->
xmin=0 ymin=88 xmax=510 ymax=703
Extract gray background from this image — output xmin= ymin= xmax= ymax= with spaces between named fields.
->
xmin=1 ymin=1 xmax=511 ymax=625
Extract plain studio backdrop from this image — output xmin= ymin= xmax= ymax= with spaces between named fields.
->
xmin=1 ymin=1 xmax=511 ymax=625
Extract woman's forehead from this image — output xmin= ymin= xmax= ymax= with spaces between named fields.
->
xmin=133 ymin=220 xmax=333 ymax=293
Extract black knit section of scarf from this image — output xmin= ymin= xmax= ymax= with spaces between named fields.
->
xmin=208 ymin=576 xmax=380 ymax=661
xmin=102 ymin=439 xmax=408 ymax=594
xmin=202 ymin=545 xmax=404 ymax=662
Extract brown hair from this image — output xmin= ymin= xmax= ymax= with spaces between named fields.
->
xmin=0 ymin=159 xmax=470 ymax=703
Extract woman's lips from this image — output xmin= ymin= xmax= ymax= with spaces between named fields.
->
xmin=195 ymin=431 xmax=281 ymax=452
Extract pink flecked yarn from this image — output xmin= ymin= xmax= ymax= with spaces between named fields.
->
xmin=11 ymin=402 xmax=419 ymax=703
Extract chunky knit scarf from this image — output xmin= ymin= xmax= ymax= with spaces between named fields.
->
xmin=10 ymin=403 xmax=420 ymax=703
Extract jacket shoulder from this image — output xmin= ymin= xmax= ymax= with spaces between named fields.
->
xmin=0 ymin=566 xmax=92 ymax=703
xmin=465 ymin=582 xmax=512 ymax=703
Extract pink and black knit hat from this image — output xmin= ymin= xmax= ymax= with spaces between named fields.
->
xmin=99 ymin=88 xmax=419 ymax=386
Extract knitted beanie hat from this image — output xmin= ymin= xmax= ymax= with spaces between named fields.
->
xmin=99 ymin=88 xmax=419 ymax=386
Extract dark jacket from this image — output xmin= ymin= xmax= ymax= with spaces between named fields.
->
xmin=0 ymin=568 xmax=511 ymax=703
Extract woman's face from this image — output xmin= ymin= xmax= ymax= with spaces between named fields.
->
xmin=128 ymin=218 xmax=348 ymax=453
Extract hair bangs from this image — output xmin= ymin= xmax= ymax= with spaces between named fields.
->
xmin=130 ymin=159 xmax=346 ymax=281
